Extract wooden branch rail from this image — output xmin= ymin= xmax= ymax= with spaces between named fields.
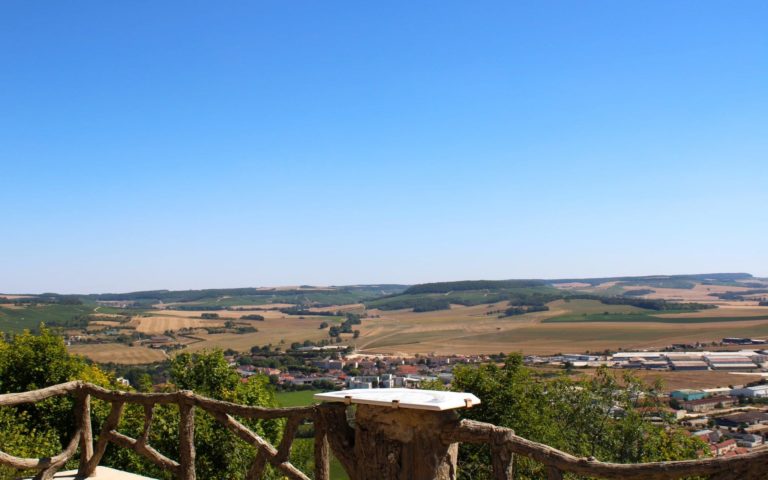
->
xmin=0 ymin=381 xmax=327 ymax=480
xmin=0 ymin=382 xmax=766 ymax=479
xmin=441 ymin=419 xmax=768 ymax=480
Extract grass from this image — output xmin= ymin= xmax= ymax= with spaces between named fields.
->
xmin=552 ymin=299 xmax=645 ymax=314
xmin=543 ymin=313 xmax=768 ymax=324
xmin=276 ymin=390 xmax=348 ymax=479
xmin=0 ymin=304 xmax=95 ymax=333
xmin=276 ymin=389 xmax=321 ymax=407
xmin=291 ymin=438 xmax=349 ymax=480
xmin=366 ymin=286 xmax=561 ymax=310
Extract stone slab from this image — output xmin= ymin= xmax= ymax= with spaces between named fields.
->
xmin=315 ymin=388 xmax=480 ymax=411
xmin=23 ymin=466 xmax=156 ymax=479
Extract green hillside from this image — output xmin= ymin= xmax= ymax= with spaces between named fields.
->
xmin=0 ymin=304 xmax=95 ymax=333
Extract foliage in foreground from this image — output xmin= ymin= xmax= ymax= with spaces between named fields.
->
xmin=0 ymin=329 xmax=297 ymax=480
xmin=448 ymin=355 xmax=707 ymax=479
xmin=0 ymin=330 xmax=707 ymax=480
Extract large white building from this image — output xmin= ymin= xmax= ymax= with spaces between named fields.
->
xmin=730 ymin=385 xmax=768 ymax=398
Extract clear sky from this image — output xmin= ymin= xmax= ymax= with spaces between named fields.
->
xmin=1 ymin=1 xmax=767 ymax=293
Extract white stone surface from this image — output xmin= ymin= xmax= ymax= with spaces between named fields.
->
xmin=314 ymin=388 xmax=481 ymax=411
xmin=24 ymin=466 xmax=156 ymax=479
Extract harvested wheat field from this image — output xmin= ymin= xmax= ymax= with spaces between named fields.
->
xmin=68 ymin=343 xmax=167 ymax=364
xmin=184 ymin=317 xmax=333 ymax=352
xmin=130 ymin=315 xmax=226 ymax=334
xmin=148 ymin=309 xmax=288 ymax=319
xmin=633 ymin=370 xmax=765 ymax=391
xmin=570 ymin=369 xmax=766 ymax=391
xmin=640 ymin=284 xmax=756 ymax=302
xmin=123 ymin=307 xmax=340 ymax=351
xmin=354 ymin=300 xmax=768 ymax=356
xmin=554 ymin=281 xmax=765 ymax=303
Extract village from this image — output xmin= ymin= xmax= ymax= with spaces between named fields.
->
xmin=215 ymin=339 xmax=768 ymax=460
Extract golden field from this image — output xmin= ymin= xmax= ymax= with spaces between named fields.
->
xmin=116 ymin=300 xmax=768 ymax=357
xmin=68 ymin=343 xmax=167 ymax=364
xmin=353 ymin=300 xmax=768 ymax=356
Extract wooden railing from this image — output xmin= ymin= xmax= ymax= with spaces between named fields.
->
xmin=0 ymin=381 xmax=329 ymax=480
xmin=442 ymin=419 xmax=768 ymax=480
xmin=0 ymin=382 xmax=767 ymax=480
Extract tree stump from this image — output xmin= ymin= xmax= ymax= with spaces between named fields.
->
xmin=352 ymin=404 xmax=459 ymax=480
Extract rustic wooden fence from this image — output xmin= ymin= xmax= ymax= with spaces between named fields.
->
xmin=0 ymin=382 xmax=766 ymax=480
xmin=442 ymin=419 xmax=768 ymax=480
xmin=0 ymin=381 xmax=326 ymax=480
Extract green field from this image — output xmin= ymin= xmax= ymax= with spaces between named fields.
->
xmin=276 ymin=389 xmax=322 ymax=407
xmin=0 ymin=304 xmax=96 ymax=333
xmin=276 ymin=389 xmax=347 ymax=479
xmin=366 ymin=285 xmax=561 ymax=310
xmin=552 ymin=299 xmax=645 ymax=314
xmin=542 ymin=299 xmax=768 ymax=324
xmin=543 ymin=313 xmax=768 ymax=324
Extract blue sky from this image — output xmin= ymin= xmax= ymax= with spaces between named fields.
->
xmin=1 ymin=1 xmax=767 ymax=293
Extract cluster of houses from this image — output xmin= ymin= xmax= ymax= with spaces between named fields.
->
xmin=223 ymin=346 xmax=768 ymax=458
xmin=669 ymin=386 xmax=768 ymax=456
xmin=687 ymin=408 xmax=768 ymax=456
xmin=230 ymin=351 xmax=490 ymax=390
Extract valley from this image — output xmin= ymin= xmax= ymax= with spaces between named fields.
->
xmin=2 ymin=273 xmax=767 ymax=364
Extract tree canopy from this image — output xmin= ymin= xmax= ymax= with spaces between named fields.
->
xmin=0 ymin=329 xmax=289 ymax=480
xmin=448 ymin=354 xmax=706 ymax=479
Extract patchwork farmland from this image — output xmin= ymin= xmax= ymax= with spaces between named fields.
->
xmin=2 ymin=274 xmax=768 ymax=364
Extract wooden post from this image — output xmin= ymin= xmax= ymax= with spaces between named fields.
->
xmin=313 ymin=411 xmax=330 ymax=480
xmin=490 ymin=430 xmax=514 ymax=480
xmin=351 ymin=404 xmax=459 ymax=480
xmin=83 ymin=400 xmax=125 ymax=476
xmin=546 ymin=465 xmax=563 ymax=480
xmin=76 ymin=391 xmax=94 ymax=475
xmin=178 ymin=393 xmax=196 ymax=480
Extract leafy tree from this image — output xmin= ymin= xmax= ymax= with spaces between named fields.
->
xmin=0 ymin=327 xmax=115 ymax=478
xmin=451 ymin=354 xmax=705 ymax=479
xmin=0 ymin=408 xmax=62 ymax=478
xmin=0 ymin=331 xmax=292 ymax=480
xmin=116 ymin=350 xmax=284 ymax=479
